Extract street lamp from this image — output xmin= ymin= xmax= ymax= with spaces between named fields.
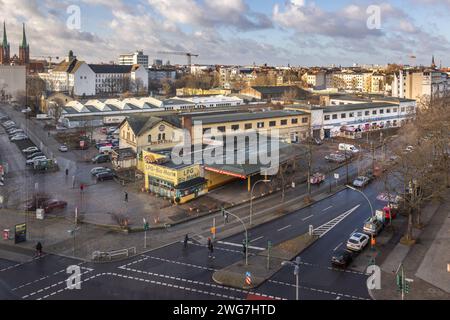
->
xmin=346 ymin=185 xmax=374 ymax=218
xmin=250 ymin=179 xmax=270 ymax=226
xmin=281 ymin=256 xmax=301 ymax=301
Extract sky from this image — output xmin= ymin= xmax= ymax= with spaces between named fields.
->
xmin=1 ymin=0 xmax=450 ymax=67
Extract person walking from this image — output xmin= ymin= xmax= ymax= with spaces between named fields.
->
xmin=208 ymin=240 xmax=214 ymax=259
xmin=184 ymin=234 xmax=189 ymax=249
xmin=65 ymin=168 xmax=69 ymax=176
xmin=124 ymin=192 xmax=128 ymax=203
xmin=35 ymin=242 xmax=43 ymax=257
xmin=207 ymin=237 xmax=212 ymax=258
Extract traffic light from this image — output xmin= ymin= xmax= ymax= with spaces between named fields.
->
xmin=404 ymin=281 xmax=410 ymax=294
xmin=396 ymin=274 xmax=403 ymax=292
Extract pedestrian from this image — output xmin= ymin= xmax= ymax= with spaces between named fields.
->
xmin=184 ymin=234 xmax=189 ymax=249
xmin=124 ymin=192 xmax=128 ymax=202
xmin=47 ymin=132 xmax=50 ymax=137
xmin=209 ymin=242 xmax=214 ymax=259
xmin=242 ymin=240 xmax=246 ymax=256
xmin=65 ymin=168 xmax=69 ymax=176
xmin=207 ymin=237 xmax=212 ymax=258
xmin=35 ymin=242 xmax=43 ymax=257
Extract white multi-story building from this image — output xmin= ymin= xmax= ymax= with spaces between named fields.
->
xmin=392 ymin=68 xmax=449 ymax=101
xmin=0 ymin=65 xmax=26 ymax=100
xmin=39 ymin=52 xmax=148 ymax=97
xmin=119 ymin=50 xmax=149 ymax=68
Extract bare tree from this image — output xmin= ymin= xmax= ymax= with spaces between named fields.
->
xmin=48 ymin=97 xmax=65 ymax=125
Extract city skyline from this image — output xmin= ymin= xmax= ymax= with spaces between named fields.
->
xmin=0 ymin=0 xmax=449 ymax=66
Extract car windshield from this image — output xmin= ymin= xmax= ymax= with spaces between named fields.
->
xmin=348 ymin=239 xmax=359 ymax=244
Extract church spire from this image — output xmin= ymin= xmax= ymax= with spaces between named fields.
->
xmin=431 ymin=55 xmax=436 ymax=69
xmin=2 ymin=21 xmax=7 ymax=47
xmin=20 ymin=23 xmax=28 ymax=49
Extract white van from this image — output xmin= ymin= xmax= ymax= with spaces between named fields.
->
xmin=339 ymin=143 xmax=359 ymax=154
xmin=99 ymin=145 xmax=113 ymax=154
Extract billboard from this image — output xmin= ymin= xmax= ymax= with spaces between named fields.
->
xmin=14 ymin=223 xmax=27 ymax=244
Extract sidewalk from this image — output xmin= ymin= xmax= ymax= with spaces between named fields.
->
xmin=370 ymin=191 xmax=450 ymax=300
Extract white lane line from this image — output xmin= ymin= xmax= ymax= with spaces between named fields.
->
xmin=250 ymin=236 xmax=264 ymax=243
xmin=313 ymin=205 xmax=361 ymax=238
xmin=277 ymin=225 xmax=291 ymax=232
xmin=302 ymin=215 xmax=314 ymax=221
xmin=322 ymin=206 xmax=333 ymax=212
xmin=333 ymin=242 xmax=343 ymax=252
xmin=217 ymin=241 xmax=265 ymax=251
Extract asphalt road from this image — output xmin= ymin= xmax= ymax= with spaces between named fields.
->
xmin=0 ymin=177 xmax=389 ymax=300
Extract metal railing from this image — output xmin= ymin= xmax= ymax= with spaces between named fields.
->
xmin=92 ymin=247 xmax=136 ymax=261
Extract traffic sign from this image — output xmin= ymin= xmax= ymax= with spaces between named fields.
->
xmin=245 ymin=272 xmax=252 ymax=286
xmin=210 ymin=227 xmax=216 ymax=235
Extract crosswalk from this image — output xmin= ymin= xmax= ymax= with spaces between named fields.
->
xmin=313 ymin=205 xmax=361 ymax=238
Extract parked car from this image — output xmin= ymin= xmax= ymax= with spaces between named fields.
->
xmin=363 ymin=217 xmax=383 ymax=236
xmin=331 ymin=250 xmax=353 ymax=267
xmin=90 ymin=167 xmax=112 ymax=176
xmin=26 ymin=156 xmax=47 ymax=166
xmin=99 ymin=145 xmax=113 ymax=154
xmin=325 ymin=153 xmax=347 ymax=163
xmin=404 ymin=145 xmax=414 ymax=153
xmin=58 ymin=144 xmax=69 ymax=152
xmin=56 ymin=125 xmax=68 ymax=131
xmin=339 ymin=143 xmax=360 ymax=154
xmin=43 ymin=200 xmax=68 ymax=213
xmin=11 ymin=134 xmax=28 ymax=141
xmin=92 ymin=154 xmax=111 ymax=164
xmin=353 ymin=176 xmax=371 ymax=188
xmin=346 ymin=233 xmax=370 ymax=252
xmin=27 ymin=152 xmax=45 ymax=160
xmin=107 ymin=127 xmax=117 ymax=135
xmin=95 ymin=171 xmax=116 ymax=182
xmin=21 ymin=107 xmax=32 ymax=113
xmin=25 ymin=195 xmax=50 ymax=211
xmin=23 ymin=146 xmax=40 ymax=154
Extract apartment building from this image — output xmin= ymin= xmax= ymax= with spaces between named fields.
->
xmin=119 ymin=50 xmax=149 ymax=67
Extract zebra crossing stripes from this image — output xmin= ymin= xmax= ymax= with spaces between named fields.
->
xmin=313 ymin=205 xmax=361 ymax=237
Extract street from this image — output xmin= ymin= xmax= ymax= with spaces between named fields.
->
xmin=0 ymin=178 xmax=390 ymax=300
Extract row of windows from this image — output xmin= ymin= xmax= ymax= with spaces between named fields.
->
xmin=202 ymin=118 xmax=308 ymax=132
xmin=324 ymin=107 xmax=407 ymax=121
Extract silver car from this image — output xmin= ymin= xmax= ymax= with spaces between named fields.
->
xmin=353 ymin=176 xmax=370 ymax=188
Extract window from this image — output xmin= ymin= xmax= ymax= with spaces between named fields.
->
xmin=380 ymin=109 xmax=384 ymax=114
xmin=357 ymin=112 xmax=362 ymax=117
xmin=218 ymin=126 xmax=226 ymax=133
xmin=349 ymin=112 xmax=354 ymax=118
xmin=332 ymin=114 xmax=338 ymax=120
xmin=245 ymin=123 xmax=253 ymax=130
xmin=365 ymin=111 xmax=370 ymax=116
xmin=401 ymin=107 xmax=405 ymax=112
xmin=231 ymin=124 xmax=239 ymax=131
xmin=372 ymin=110 xmax=377 ymax=115
xmin=281 ymin=120 xmax=288 ymax=126
xmin=257 ymin=122 xmax=265 ymax=128
xmin=341 ymin=113 xmax=346 ymax=119
xmin=148 ymin=135 xmax=152 ymax=143
xmin=291 ymin=118 xmax=298 ymax=124
xmin=386 ymin=109 xmax=391 ymax=113
xmin=269 ymin=121 xmax=276 ymax=127
xmin=393 ymin=108 xmax=398 ymax=113
xmin=324 ymin=115 xmax=331 ymax=121
xmin=302 ymin=117 xmax=308 ymax=124
xmin=203 ymin=128 xmax=211 ymax=134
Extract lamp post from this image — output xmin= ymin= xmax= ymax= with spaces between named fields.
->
xmin=281 ymin=256 xmax=302 ymax=300
xmin=346 ymin=185 xmax=374 ymax=218
xmin=222 ymin=208 xmax=249 ymax=265
xmin=250 ymin=179 xmax=270 ymax=226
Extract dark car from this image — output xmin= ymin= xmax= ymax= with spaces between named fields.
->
xmin=43 ymin=200 xmax=68 ymax=213
xmin=25 ymin=197 xmax=50 ymax=211
xmin=92 ymin=154 xmax=111 ymax=164
xmin=96 ymin=171 xmax=116 ymax=182
xmin=331 ymin=250 xmax=353 ymax=268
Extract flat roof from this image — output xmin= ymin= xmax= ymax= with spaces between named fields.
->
xmin=191 ymin=110 xmax=306 ymax=125
xmin=322 ymin=102 xmax=396 ymax=113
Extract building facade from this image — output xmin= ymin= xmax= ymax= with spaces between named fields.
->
xmin=119 ymin=50 xmax=149 ymax=67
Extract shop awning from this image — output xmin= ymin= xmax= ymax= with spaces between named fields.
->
xmin=175 ymin=177 xmax=207 ymax=190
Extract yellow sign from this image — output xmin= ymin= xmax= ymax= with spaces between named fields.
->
xmin=210 ymin=227 xmax=216 ymax=235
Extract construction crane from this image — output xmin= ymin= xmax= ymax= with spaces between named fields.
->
xmin=32 ymin=56 xmax=60 ymax=69
xmin=157 ymin=51 xmax=199 ymax=66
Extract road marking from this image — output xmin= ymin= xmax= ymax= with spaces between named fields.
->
xmin=322 ymin=206 xmax=333 ymax=212
xmin=333 ymin=242 xmax=343 ymax=252
xmin=217 ymin=241 xmax=265 ymax=251
xmin=268 ymin=279 xmax=369 ymax=300
xmin=302 ymin=215 xmax=314 ymax=221
xmin=0 ymin=254 xmax=48 ymax=273
xmin=250 ymin=236 xmax=264 ymax=243
xmin=313 ymin=205 xmax=361 ymax=238
xmin=277 ymin=225 xmax=291 ymax=232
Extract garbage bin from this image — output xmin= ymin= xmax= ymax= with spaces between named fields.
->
xmin=3 ymin=229 xmax=10 ymax=240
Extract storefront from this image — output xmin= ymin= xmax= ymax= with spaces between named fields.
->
xmin=142 ymin=150 xmax=208 ymax=204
